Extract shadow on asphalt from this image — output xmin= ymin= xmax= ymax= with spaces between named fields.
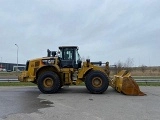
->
xmin=57 ymin=86 xmax=118 ymax=95
xmin=0 ymin=87 xmax=53 ymax=119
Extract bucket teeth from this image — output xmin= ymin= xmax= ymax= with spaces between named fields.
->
xmin=121 ymin=77 xmax=146 ymax=96
xmin=111 ymin=70 xmax=146 ymax=96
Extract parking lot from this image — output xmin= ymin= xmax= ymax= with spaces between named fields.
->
xmin=0 ymin=86 xmax=160 ymax=120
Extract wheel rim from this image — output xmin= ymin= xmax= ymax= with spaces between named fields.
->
xmin=43 ymin=77 xmax=54 ymax=88
xmin=92 ymin=77 xmax=103 ymax=88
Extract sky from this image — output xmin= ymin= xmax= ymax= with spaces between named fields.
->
xmin=0 ymin=0 xmax=160 ymax=66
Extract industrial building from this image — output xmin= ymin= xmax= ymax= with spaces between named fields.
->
xmin=0 ymin=62 xmax=25 ymax=72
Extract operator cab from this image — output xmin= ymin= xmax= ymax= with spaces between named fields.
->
xmin=59 ymin=46 xmax=82 ymax=69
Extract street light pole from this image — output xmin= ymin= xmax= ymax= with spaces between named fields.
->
xmin=15 ymin=44 xmax=19 ymax=71
xmin=0 ymin=57 xmax=2 ymax=71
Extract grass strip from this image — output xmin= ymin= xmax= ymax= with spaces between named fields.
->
xmin=0 ymin=82 xmax=36 ymax=86
xmin=0 ymin=82 xmax=160 ymax=86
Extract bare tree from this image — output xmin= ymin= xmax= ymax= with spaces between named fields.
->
xmin=114 ymin=60 xmax=124 ymax=73
xmin=115 ymin=58 xmax=134 ymax=72
xmin=140 ymin=65 xmax=147 ymax=73
xmin=124 ymin=58 xmax=134 ymax=71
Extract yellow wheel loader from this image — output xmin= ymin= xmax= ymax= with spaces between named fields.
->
xmin=18 ymin=46 xmax=145 ymax=95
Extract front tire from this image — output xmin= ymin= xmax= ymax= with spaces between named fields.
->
xmin=85 ymin=70 xmax=109 ymax=94
xmin=37 ymin=71 xmax=60 ymax=94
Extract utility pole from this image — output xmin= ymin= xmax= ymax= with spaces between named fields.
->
xmin=15 ymin=44 xmax=19 ymax=71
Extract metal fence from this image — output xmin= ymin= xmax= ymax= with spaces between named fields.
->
xmin=133 ymin=76 xmax=160 ymax=84
xmin=135 ymin=79 xmax=160 ymax=83
xmin=0 ymin=79 xmax=19 ymax=82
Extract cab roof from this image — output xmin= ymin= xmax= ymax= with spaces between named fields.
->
xmin=59 ymin=46 xmax=78 ymax=49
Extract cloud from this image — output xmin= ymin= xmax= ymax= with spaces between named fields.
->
xmin=0 ymin=0 xmax=160 ymax=66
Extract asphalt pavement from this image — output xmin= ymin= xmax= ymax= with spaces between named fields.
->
xmin=0 ymin=87 xmax=52 ymax=119
xmin=0 ymin=86 xmax=160 ymax=120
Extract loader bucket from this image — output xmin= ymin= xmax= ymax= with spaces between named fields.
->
xmin=112 ymin=70 xmax=146 ymax=96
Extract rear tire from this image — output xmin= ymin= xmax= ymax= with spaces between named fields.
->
xmin=37 ymin=71 xmax=60 ymax=94
xmin=85 ymin=70 xmax=109 ymax=94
